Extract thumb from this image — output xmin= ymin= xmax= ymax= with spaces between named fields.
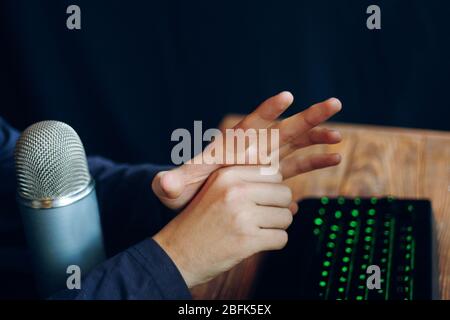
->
xmin=152 ymin=170 xmax=184 ymax=200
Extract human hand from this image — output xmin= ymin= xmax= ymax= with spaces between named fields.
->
xmin=153 ymin=165 xmax=295 ymax=288
xmin=152 ymin=92 xmax=342 ymax=210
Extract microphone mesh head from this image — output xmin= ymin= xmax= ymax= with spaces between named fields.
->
xmin=15 ymin=121 xmax=91 ymax=201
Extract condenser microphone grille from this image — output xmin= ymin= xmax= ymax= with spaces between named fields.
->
xmin=15 ymin=121 xmax=91 ymax=202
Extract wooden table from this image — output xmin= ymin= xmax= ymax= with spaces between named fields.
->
xmin=191 ymin=116 xmax=450 ymax=299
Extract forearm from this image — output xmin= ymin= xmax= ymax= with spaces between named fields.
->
xmin=52 ymin=238 xmax=191 ymax=300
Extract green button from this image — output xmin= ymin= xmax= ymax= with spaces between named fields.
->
xmin=370 ymin=197 xmax=378 ymax=205
xmin=364 ymin=236 xmax=372 ymax=242
xmin=351 ymin=209 xmax=359 ymax=217
xmin=347 ymin=230 xmax=355 ymax=236
xmin=335 ymin=211 xmax=343 ymax=219
xmin=365 ymin=227 xmax=373 ymax=233
xmin=349 ymin=221 xmax=358 ymax=228
xmin=339 ymin=276 xmax=347 ymax=283
xmin=326 ymin=252 xmax=333 ymax=258
xmin=368 ymin=209 xmax=376 ymax=216
xmin=356 ymin=296 xmax=363 ymax=300
xmin=319 ymin=281 xmax=327 ymax=287
xmin=323 ymin=261 xmax=331 ymax=267
xmin=313 ymin=228 xmax=321 ymax=236
xmin=367 ymin=219 xmax=375 ymax=225
xmin=384 ymin=221 xmax=391 ymax=227
xmin=345 ymin=238 xmax=354 ymax=245
xmin=329 ymin=233 xmax=337 ymax=240
xmin=364 ymin=244 xmax=371 ymax=251
xmin=341 ymin=266 xmax=348 ymax=272
xmin=338 ymin=197 xmax=345 ymax=205
xmin=322 ymin=271 xmax=328 ymax=277
xmin=407 ymin=205 xmax=414 ymax=212
xmin=338 ymin=287 xmax=345 ymax=293
xmin=345 ymin=247 xmax=352 ymax=254
xmin=321 ymin=197 xmax=329 ymax=205
xmin=342 ymin=257 xmax=350 ymax=263
xmin=359 ymin=274 xmax=366 ymax=280
xmin=319 ymin=208 xmax=326 ymax=215
xmin=354 ymin=198 xmax=361 ymax=205
xmin=327 ymin=242 xmax=335 ymax=249
xmin=314 ymin=218 xmax=324 ymax=226
xmin=331 ymin=225 xmax=339 ymax=232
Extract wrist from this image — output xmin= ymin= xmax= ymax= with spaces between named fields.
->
xmin=153 ymin=231 xmax=197 ymax=288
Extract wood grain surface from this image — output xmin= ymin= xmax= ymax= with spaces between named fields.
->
xmin=190 ymin=116 xmax=450 ymax=299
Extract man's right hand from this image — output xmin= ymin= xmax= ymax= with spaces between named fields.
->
xmin=153 ymin=165 xmax=294 ymax=288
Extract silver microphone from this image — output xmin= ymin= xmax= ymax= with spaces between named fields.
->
xmin=15 ymin=120 xmax=105 ymax=297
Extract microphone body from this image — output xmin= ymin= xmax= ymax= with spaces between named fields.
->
xmin=15 ymin=121 xmax=106 ymax=297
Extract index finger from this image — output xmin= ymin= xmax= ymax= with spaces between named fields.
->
xmin=234 ymin=91 xmax=294 ymax=130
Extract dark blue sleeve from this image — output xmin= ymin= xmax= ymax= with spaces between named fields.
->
xmin=0 ymin=117 xmax=191 ymax=299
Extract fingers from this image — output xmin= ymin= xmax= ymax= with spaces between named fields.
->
xmin=258 ymin=229 xmax=289 ymax=251
xmin=274 ymin=97 xmax=342 ymax=148
xmin=235 ymin=91 xmax=294 ymax=130
xmin=279 ymin=127 xmax=342 ymax=158
xmin=280 ymin=153 xmax=342 ymax=180
xmin=254 ymin=206 xmax=293 ymax=229
xmin=152 ymin=170 xmax=184 ymax=200
xmin=218 ymin=165 xmax=282 ymax=183
xmin=244 ymin=182 xmax=292 ymax=207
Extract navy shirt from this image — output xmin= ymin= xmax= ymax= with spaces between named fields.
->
xmin=0 ymin=117 xmax=191 ymax=299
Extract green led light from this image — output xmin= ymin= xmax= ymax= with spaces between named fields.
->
xmin=327 ymin=242 xmax=335 ymax=249
xmin=358 ymin=285 xmax=365 ymax=290
xmin=329 ymin=233 xmax=337 ymax=240
xmin=384 ymin=230 xmax=390 ymax=236
xmin=367 ymin=219 xmax=375 ymax=225
xmin=363 ymin=254 xmax=370 ymax=260
xmin=321 ymin=197 xmax=329 ymax=205
xmin=370 ymin=197 xmax=378 ymax=205
xmin=406 ymin=244 xmax=411 ymax=250
xmin=322 ymin=271 xmax=328 ymax=277
xmin=368 ymin=209 xmax=376 ymax=216
xmin=382 ymin=248 xmax=388 ymax=254
xmin=342 ymin=266 xmax=348 ymax=272
xmin=405 ymin=253 xmax=411 ymax=259
xmin=384 ymin=221 xmax=391 ymax=227
xmin=342 ymin=257 xmax=350 ymax=263
xmin=313 ymin=228 xmax=321 ymax=236
xmin=356 ymin=296 xmax=363 ymax=300
xmin=351 ymin=209 xmax=359 ymax=217
xmin=347 ymin=230 xmax=355 ymax=236
xmin=338 ymin=287 xmax=345 ymax=293
xmin=405 ymin=266 xmax=410 ymax=272
xmin=364 ymin=236 xmax=372 ymax=242
xmin=359 ymin=274 xmax=366 ymax=280
xmin=319 ymin=281 xmax=327 ymax=287
xmin=323 ymin=261 xmax=331 ymax=267
xmin=335 ymin=211 xmax=342 ymax=219
xmin=383 ymin=239 xmax=389 ymax=244
xmin=338 ymin=197 xmax=345 ymax=205
xmin=361 ymin=264 xmax=367 ymax=270
xmin=406 ymin=235 xmax=412 ymax=241
xmin=378 ymin=289 xmax=384 ymax=294
xmin=354 ymin=197 xmax=361 ymax=205
xmin=339 ymin=276 xmax=347 ymax=283
xmin=365 ymin=227 xmax=373 ymax=233
xmin=314 ymin=217 xmax=324 ymax=226
xmin=407 ymin=205 xmax=414 ymax=212
xmin=331 ymin=225 xmax=339 ymax=232
xmin=326 ymin=252 xmax=333 ymax=258
xmin=319 ymin=208 xmax=326 ymax=215
xmin=381 ymin=258 xmax=387 ymax=263
xmin=404 ymin=276 xmax=409 ymax=281
xmin=364 ymin=244 xmax=371 ymax=251
xmin=349 ymin=221 xmax=358 ymax=228
xmin=407 ymin=226 xmax=413 ymax=232
xmin=345 ymin=247 xmax=352 ymax=254
xmin=345 ymin=238 xmax=353 ymax=245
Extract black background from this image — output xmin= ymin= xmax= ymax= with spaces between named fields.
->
xmin=1 ymin=0 xmax=449 ymax=164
